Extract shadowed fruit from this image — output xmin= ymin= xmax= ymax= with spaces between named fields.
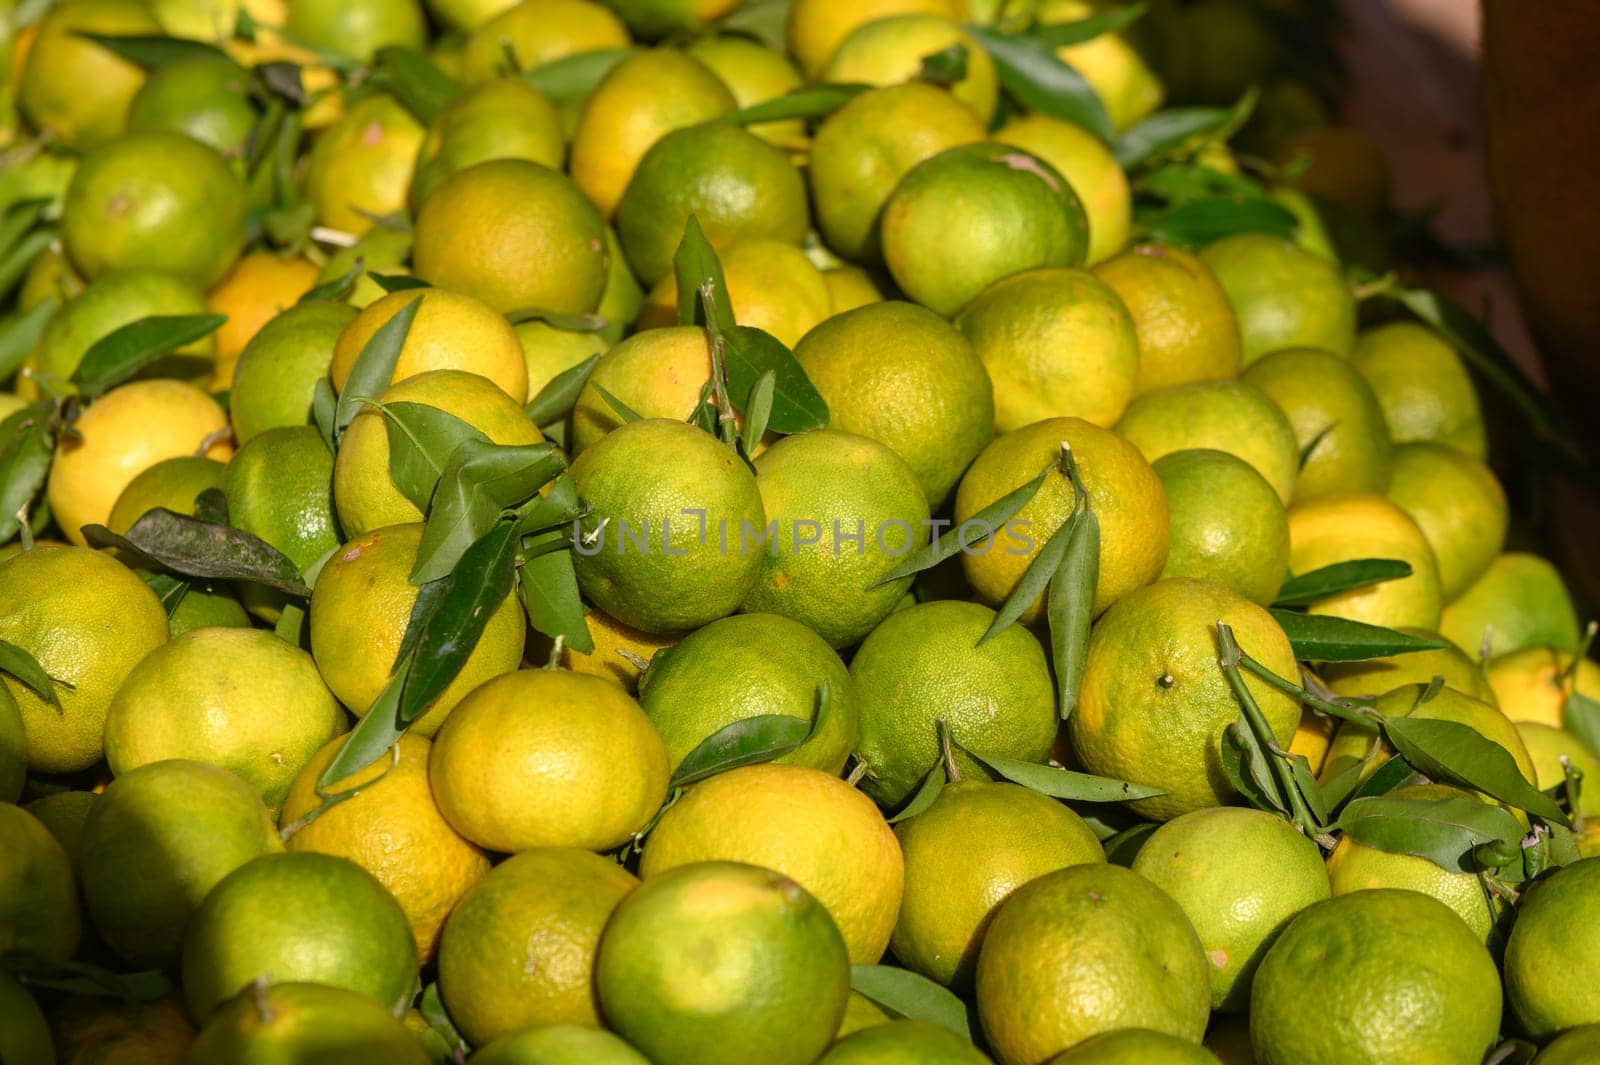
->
xmin=1322 ymin=630 xmax=1496 ymax=703
xmin=1200 ymin=232 xmax=1356 ymax=364
xmin=1487 ymin=647 xmax=1600 ymax=729
xmin=635 ymin=238 xmax=832 ymax=348
xmin=824 ymin=15 xmax=998 ymax=124
xmin=127 ymin=54 xmax=258 ymax=157
xmin=18 ymin=0 xmax=159 ymax=150
xmin=1350 ymin=321 xmax=1487 ymax=459
xmin=1385 ymin=443 xmax=1508 ymax=600
xmin=37 ymin=269 xmax=213 ymax=386
xmin=997 ymin=115 xmax=1132 ymax=265
xmin=471 ymin=1026 xmax=651 ymax=1065
xmin=1320 ymin=683 xmax=1534 ymax=791
xmin=284 ymin=0 xmax=426 ymax=62
xmin=0 ymin=803 xmax=81 ymax=963
xmin=1440 ymin=553 xmax=1580 ymax=659
xmin=1048 ymin=1030 xmax=1221 ymax=1065
xmin=821 ymin=1021 xmax=995 ymax=1064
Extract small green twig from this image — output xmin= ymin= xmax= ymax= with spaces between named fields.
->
xmin=1217 ymin=623 xmax=1320 ymax=833
xmin=937 ymin=717 xmax=960 ymax=783
xmin=1235 ymin=655 xmax=1380 ymax=726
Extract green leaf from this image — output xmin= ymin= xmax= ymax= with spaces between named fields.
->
xmin=0 ymin=402 xmax=54 ymax=544
xmin=0 ymin=228 xmax=54 ymax=305
xmin=299 ymin=258 xmax=364 ymax=305
xmin=517 ymin=527 xmax=593 ymax=654
xmin=522 ymin=48 xmax=636 ymax=105
xmin=722 ymin=326 xmax=828 ymax=434
xmin=713 ymin=0 xmax=788 ymax=49
xmin=871 ymin=467 xmax=1050 ymax=587
xmin=0 ymin=637 xmax=65 ymax=706
xmin=142 ymin=571 xmax=191 ymax=616
xmin=82 ymin=509 xmax=310 ymax=596
xmin=1031 ymin=2 xmax=1146 ymax=47
xmin=412 ymin=440 xmax=565 ymax=584
xmin=76 ymin=31 xmax=234 ymax=68
xmin=368 ymin=272 xmax=429 ymax=294
xmin=1049 ymin=506 xmax=1099 ymax=720
xmin=1335 ymin=794 xmax=1525 ymax=873
xmin=740 ymin=370 xmax=776 ymax=456
xmin=1101 ymin=821 xmax=1158 ymax=866
xmin=192 ymin=487 xmax=229 ymax=526
xmin=887 ymin=758 xmax=947 ymax=824
xmin=589 ymin=381 xmax=643 ymax=424
xmin=1287 ymin=750 xmax=1329 ymax=827
xmin=918 ymin=43 xmax=968 ymax=85
xmin=673 ymin=216 xmax=734 ymax=331
xmin=311 ymin=377 xmax=337 ymax=452
xmin=1344 ymin=753 xmax=1425 ymax=806
xmin=1140 ymin=197 xmax=1298 ymax=247
xmin=958 ymin=741 xmax=1165 ymax=802
xmin=396 ymin=521 xmax=519 ymax=724
xmin=1113 ymin=89 xmax=1256 ymax=169
xmin=6 ymin=955 xmax=174 ymax=1002
xmin=1297 ymin=422 xmax=1336 ymax=471
xmin=982 ymin=505 xmax=1075 ymax=645
xmin=333 ymin=297 xmax=421 ymax=442
xmin=316 ymin=662 xmax=408 ymax=791
xmin=724 ymin=82 xmax=868 ymax=126
xmin=526 ymin=354 xmax=601 ymax=427
xmin=0 ymin=297 xmax=59 ymax=385
xmin=1269 ymin=609 xmax=1449 ymax=662
xmin=967 ymin=25 xmax=1114 ymax=143
xmin=379 ymin=401 xmax=490 ymax=511
xmin=1384 ymin=716 xmax=1570 ymax=826
xmin=1564 ymin=690 xmax=1600 ymax=764
xmin=372 ymin=45 xmax=459 ymax=124
xmin=670 ymin=714 xmax=812 ymax=788
xmin=70 ymin=314 xmax=227 ymax=398
xmin=1273 ymin=558 xmax=1415 ymax=608
xmin=417 ymin=982 xmax=469 ymax=1061
xmin=504 ymin=306 xmax=608 ymax=332
xmin=849 ymin=965 xmax=971 ymax=1038
xmin=1219 ymin=717 xmax=1288 ymax=814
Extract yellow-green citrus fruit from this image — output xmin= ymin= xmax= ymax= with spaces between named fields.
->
xmin=851 ymin=600 xmax=1056 ymax=807
xmin=881 ymin=142 xmax=1089 ymax=317
xmin=796 ymin=301 xmax=994 ymax=507
xmin=892 ymin=781 xmax=1105 ymax=989
xmin=1507 ymin=858 xmax=1600 ymax=1038
xmin=836 ymin=991 xmax=893 ymax=1038
xmin=62 ymin=131 xmax=245 ymax=288
xmin=1242 ymin=346 xmax=1393 ymax=501
xmin=1132 ymin=807 xmax=1331 ymax=1011
xmin=414 ymin=158 xmax=609 ymax=315
xmin=0 ymin=545 xmax=167 ymax=773
xmin=1385 ymin=442 xmax=1508 ymax=600
xmin=1487 ymin=647 xmax=1600 ymax=729
xmin=1093 ymin=243 xmax=1242 ymax=395
xmin=18 ymin=0 xmax=159 ymax=150
xmin=1534 ymin=1026 xmax=1600 ymax=1065
xmin=181 ymin=852 xmax=419 ymax=1021
xmin=471 ymin=1026 xmax=651 ymax=1065
xmin=304 ymin=94 xmax=425 ymax=237
xmin=331 ymin=287 xmax=529 ymax=403
xmin=333 ymin=369 xmax=541 ymax=537
xmin=1349 ymin=321 xmax=1487 ymax=459
xmin=976 ymin=863 xmax=1210 ymax=1065
xmin=1154 ymin=449 xmax=1290 ymax=606
xmin=1321 ymin=683 xmax=1534 ymax=791
xmin=437 ymin=847 xmax=638 ymax=1045
xmin=126 ymin=54 xmax=257 ymax=157
xmin=635 ymin=238 xmax=832 ymax=347
xmin=956 ymin=416 xmax=1170 ymax=620
xmin=640 ymin=763 xmax=904 ymax=964
xmin=1322 ymin=630 xmax=1497 ymax=703
xmin=1251 ymin=890 xmax=1501 ymax=1064
xmin=820 ymin=1020 xmax=996 ymax=1064
xmin=284 ymin=0 xmax=426 ymax=62
xmin=824 ymin=15 xmax=998 ymax=125
xmin=411 ymin=78 xmax=565 ymax=208
xmin=683 ymin=35 xmax=804 ymax=146
xmin=562 ymin=607 xmax=679 ymax=692
xmin=638 ymin=613 xmax=858 ymax=775
xmin=37 ymin=269 xmax=212 ymax=385
xmin=0 ymin=802 xmax=81 ymax=963
xmin=22 ymin=792 xmax=97 ymax=871
xmin=79 ymin=759 xmax=282 ymax=966
xmin=808 ymin=83 xmax=985 ymax=264
xmin=595 ymin=861 xmax=851 ymax=1065
xmin=996 ymin=114 xmax=1132 ymax=265
xmin=1117 ymin=379 xmax=1300 ymax=504
xmin=0 ymin=972 xmax=52 ymax=1065
xmin=742 ymin=428 xmax=931 ymax=648
xmin=1200 ymin=232 xmax=1357 ymax=364
xmin=103 ymin=627 xmax=344 ymax=810
xmin=617 ymin=121 xmax=810 ymax=286
xmin=1039 ymin=0 xmax=1164 ymax=130
xmin=229 ymin=300 xmax=358 ymax=443
xmin=785 ymin=0 xmax=962 ymax=78
xmin=0 ymin=688 xmax=23 ymax=803
xmin=457 ymin=0 xmax=629 ymax=82
xmin=1516 ymin=719 xmax=1600 ymax=815
xmin=570 ymin=417 xmax=766 ymax=634
xmin=186 ymin=982 xmax=430 ymax=1065
xmin=1325 ymin=783 xmax=1506 ymax=944
xmin=106 ymin=454 xmax=222 ymax=534
xmin=222 ymin=425 xmax=341 ymax=577
xmin=957 ymin=267 xmax=1139 ymax=431
xmin=1071 ymin=578 xmax=1302 ymax=820
xmin=823 ymin=266 xmax=885 ymax=312
xmin=1441 ymin=553 xmax=1580 ymax=659
xmin=1048 ymin=1029 xmax=1222 ymax=1065
xmin=430 ymin=669 xmax=670 ymax=852
xmin=517 ymin=318 xmax=610 ymax=403
xmin=568 ymin=48 xmax=736 ymax=219
xmin=1287 ymin=493 xmax=1443 ymax=631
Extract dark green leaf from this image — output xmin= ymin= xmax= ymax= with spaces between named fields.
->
xmin=521 ymin=48 xmax=636 ymax=105
xmin=1288 ymin=750 xmax=1329 ymax=827
xmin=725 ymin=83 xmax=868 ymax=126
xmin=1344 ymin=752 xmax=1425 ymax=806
xmin=722 ymin=326 xmax=828 ymax=434
xmin=1270 ymin=609 xmax=1449 ymax=662
xmin=1101 ymin=821 xmax=1158 ymax=866
xmin=1298 ymin=422 xmax=1336 ymax=470
xmin=7 ymin=955 xmax=173 ymax=1002
xmin=849 ymin=965 xmax=971 ymax=1038
xmin=0 ymin=402 xmax=54 ymax=544
xmin=0 ymin=637 xmax=64 ymax=706
xmin=1384 ymin=716 xmax=1569 ymax=826
xmin=0 ymin=228 xmax=54 ymax=304
xmin=1220 ymin=718 xmax=1288 ymax=814
xmin=71 ymin=314 xmax=227 ymax=398
xmin=1141 ymin=197 xmax=1298 ymax=247
xmin=526 ymin=354 xmax=601 ymax=428
xmin=76 ymin=32 xmax=233 ymax=68
xmin=412 ymin=440 xmax=565 ymax=583
xmin=142 ymin=571 xmax=192 ymax=617
xmin=1335 ymin=794 xmax=1525 ymax=873
xmin=1049 ymin=506 xmax=1098 ymax=719
xmin=589 ymin=381 xmax=643 ymax=424
xmin=504 ymin=306 xmax=608 ymax=332
xmin=333 ymin=296 xmax=421 ymax=441
xmin=871 ymin=467 xmax=1050 ymax=587
xmin=316 ymin=662 xmax=408 ymax=790
xmin=740 ymin=370 xmax=776 ymax=456
xmin=372 ymin=45 xmax=459 ymax=124
xmin=379 ymin=400 xmax=491 ymax=511
xmin=918 ymin=43 xmax=968 ymax=85
xmin=517 ymin=529 xmax=593 ymax=653
xmin=397 ymin=521 xmax=519 ymax=724
xmin=368 ymin=272 xmax=429 ymax=294
xmin=713 ymin=0 xmax=788 ymax=50
xmin=0 ymin=200 xmax=51 ymax=261
xmin=673 ymin=215 xmax=734 ymax=330
xmin=982 ymin=505 xmax=1075 ymax=645
xmin=1318 ymin=753 xmax=1365 ymax=813
xmin=82 ymin=509 xmax=309 ymax=595
xmin=311 ymin=377 xmax=337 ymax=451
xmin=958 ymin=741 xmax=1165 ymax=801
xmin=968 ymin=25 xmax=1114 ymax=143
xmin=670 ymin=714 xmax=812 ymax=788
xmin=417 ymin=982 xmax=469 ymax=1061
xmin=1273 ymin=558 xmax=1414 ymax=608
xmin=0 ymin=297 xmax=58 ymax=384
xmin=299 ymin=258 xmax=365 ymax=305
xmin=1113 ymin=90 xmax=1255 ymax=169
xmin=887 ymin=758 xmax=947 ymax=824
xmin=190 ymin=487 xmax=229 ymax=526
xmin=1564 ymin=690 xmax=1600 ymax=764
